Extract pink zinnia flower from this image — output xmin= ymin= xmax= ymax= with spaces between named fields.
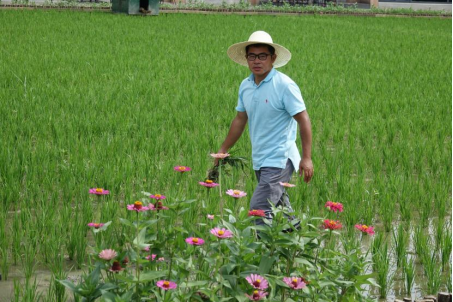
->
xmin=151 ymin=201 xmax=169 ymax=211
xmin=99 ymin=249 xmax=117 ymax=260
xmin=87 ymin=222 xmax=104 ymax=229
xmin=226 ymin=189 xmax=247 ymax=198
xmin=89 ymin=188 xmax=109 ymax=195
xmin=109 ymin=261 xmax=123 ymax=273
xmin=157 ymin=257 xmax=165 ymax=262
xmin=127 ymin=201 xmax=150 ymax=212
xmin=248 ymin=210 xmax=266 ymax=217
xmin=279 ymin=182 xmax=296 ymax=188
xmin=174 ymin=166 xmax=191 ymax=173
xmin=283 ymin=277 xmax=307 ymax=290
xmin=146 ymin=254 xmax=157 ymax=261
xmin=185 ymin=237 xmax=205 ymax=246
xmin=156 ymin=280 xmax=177 ymax=290
xmin=207 ymin=214 xmax=215 ymax=220
xmin=199 ymin=180 xmax=220 ymax=188
xmin=325 ymin=201 xmax=344 ymax=213
xmin=246 ymin=274 xmax=268 ymax=290
xmin=355 ymin=224 xmax=375 ymax=235
xmin=245 ymin=290 xmax=268 ymax=301
xmin=210 ymin=227 xmax=233 ymax=239
xmin=143 ymin=246 xmax=150 ymax=252
xmin=322 ymin=219 xmax=342 ymax=230
xmin=150 ymin=194 xmax=166 ymax=200
xmin=210 ymin=153 xmax=230 ymax=159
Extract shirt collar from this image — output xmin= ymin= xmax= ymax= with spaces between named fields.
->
xmin=248 ymin=68 xmax=276 ymax=86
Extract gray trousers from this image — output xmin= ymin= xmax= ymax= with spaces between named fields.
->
xmin=250 ymin=159 xmax=295 ymax=225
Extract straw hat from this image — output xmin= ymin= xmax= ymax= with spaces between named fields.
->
xmin=227 ymin=31 xmax=292 ymax=68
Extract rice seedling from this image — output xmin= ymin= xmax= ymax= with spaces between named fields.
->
xmin=441 ymin=225 xmax=452 ymax=272
xmin=403 ymin=256 xmax=415 ymax=296
xmin=422 ymin=250 xmax=442 ymax=295
xmin=372 ymin=241 xmax=393 ymax=299
xmin=393 ymin=222 xmax=409 ymax=269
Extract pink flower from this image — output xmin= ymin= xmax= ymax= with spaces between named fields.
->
xmin=226 ymin=189 xmax=247 ymax=198
xmin=248 ymin=210 xmax=266 ymax=217
xmin=150 ymin=194 xmax=166 ymax=200
xmin=146 ymin=254 xmax=157 ymax=261
xmin=185 ymin=237 xmax=205 ymax=246
xmin=127 ymin=201 xmax=150 ymax=212
xmin=99 ymin=249 xmax=117 ymax=260
xmin=151 ymin=201 xmax=169 ymax=211
xmin=283 ymin=277 xmax=307 ymax=290
xmin=355 ymin=224 xmax=375 ymax=235
xmin=279 ymin=182 xmax=296 ymax=188
xmin=246 ymin=274 xmax=268 ymax=290
xmin=109 ymin=261 xmax=123 ymax=273
xmin=325 ymin=201 xmax=344 ymax=213
xmin=199 ymin=180 xmax=220 ymax=188
xmin=89 ymin=188 xmax=109 ymax=195
xmin=210 ymin=153 xmax=230 ymax=159
xmin=210 ymin=227 xmax=233 ymax=239
xmin=156 ymin=280 xmax=177 ymax=290
xmin=207 ymin=214 xmax=215 ymax=220
xmin=322 ymin=219 xmax=342 ymax=230
xmin=157 ymin=257 xmax=165 ymax=262
xmin=245 ymin=290 xmax=268 ymax=301
xmin=174 ymin=166 xmax=191 ymax=173
xmin=87 ymin=222 xmax=104 ymax=229
xmin=143 ymin=246 xmax=150 ymax=252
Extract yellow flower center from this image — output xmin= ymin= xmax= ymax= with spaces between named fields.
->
xmin=163 ymin=281 xmax=170 ymax=287
xmin=155 ymin=194 xmax=161 ymax=198
xmin=253 ymin=290 xmax=259 ymax=294
xmin=233 ymin=190 xmax=240 ymax=195
xmin=292 ymin=278 xmax=298 ymax=283
xmin=332 ymin=202 xmax=338 ymax=206
xmin=218 ymin=230 xmax=224 ymax=235
xmin=256 ymin=279 xmax=261 ymax=284
xmin=192 ymin=238 xmax=199 ymax=243
xmin=134 ymin=201 xmax=142 ymax=206
xmin=206 ymin=180 xmax=213 ymax=183
xmin=363 ymin=225 xmax=368 ymax=229
xmin=178 ymin=166 xmax=185 ymax=170
xmin=330 ymin=220 xmax=335 ymax=224
xmin=96 ymin=188 xmax=103 ymax=193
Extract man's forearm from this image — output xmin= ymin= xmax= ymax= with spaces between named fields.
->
xmin=220 ymin=116 xmax=247 ymax=152
xmin=294 ymin=111 xmax=312 ymax=159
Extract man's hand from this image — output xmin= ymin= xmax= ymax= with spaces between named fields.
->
xmin=299 ymin=157 xmax=314 ymax=183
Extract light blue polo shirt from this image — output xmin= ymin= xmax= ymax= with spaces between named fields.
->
xmin=236 ymin=68 xmax=306 ymax=172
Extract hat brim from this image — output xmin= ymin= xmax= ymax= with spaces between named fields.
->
xmin=227 ymin=41 xmax=291 ymax=68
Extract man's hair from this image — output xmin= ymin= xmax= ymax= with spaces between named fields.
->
xmin=246 ymin=44 xmax=275 ymax=55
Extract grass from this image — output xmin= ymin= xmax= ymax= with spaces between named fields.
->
xmin=0 ymin=9 xmax=451 ymax=301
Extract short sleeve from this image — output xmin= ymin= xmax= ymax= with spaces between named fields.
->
xmin=235 ymin=83 xmax=246 ymax=112
xmin=283 ymin=82 xmax=306 ymax=116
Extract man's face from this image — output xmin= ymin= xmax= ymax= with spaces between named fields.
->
xmin=246 ymin=45 xmax=276 ymax=81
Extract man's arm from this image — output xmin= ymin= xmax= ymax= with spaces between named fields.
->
xmin=216 ymin=111 xmax=248 ymax=165
xmin=293 ymin=110 xmax=314 ymax=183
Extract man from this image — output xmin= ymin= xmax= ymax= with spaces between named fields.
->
xmin=216 ymin=31 xmax=314 ymax=226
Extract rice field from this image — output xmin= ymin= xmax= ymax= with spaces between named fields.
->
xmin=0 ymin=9 xmax=451 ymax=302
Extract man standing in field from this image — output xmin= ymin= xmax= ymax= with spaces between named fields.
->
xmin=216 ymin=31 xmax=314 ymax=227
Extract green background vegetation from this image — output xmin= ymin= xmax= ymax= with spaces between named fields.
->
xmin=0 ymin=10 xmax=451 ymax=300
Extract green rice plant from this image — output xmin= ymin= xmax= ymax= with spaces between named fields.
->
xmin=393 ymin=222 xmax=409 ymax=269
xmin=441 ymin=225 xmax=452 ymax=272
xmin=414 ymin=225 xmax=429 ymax=264
xmin=372 ymin=241 xmax=393 ymax=299
xmin=11 ymin=212 xmax=21 ymax=266
xmin=403 ymin=256 xmax=415 ymax=296
xmin=422 ymin=250 xmax=442 ymax=295
xmin=379 ymin=195 xmax=395 ymax=233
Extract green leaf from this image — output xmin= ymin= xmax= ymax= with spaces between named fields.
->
xmin=135 ymin=270 xmax=168 ymax=282
xmin=58 ymin=279 xmax=77 ymax=292
xmin=258 ymin=255 xmax=277 ymax=275
xmin=119 ymin=218 xmax=135 ymax=229
xmin=179 ymin=280 xmax=209 ymax=288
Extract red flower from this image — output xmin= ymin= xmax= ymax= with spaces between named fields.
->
xmin=248 ymin=209 xmax=265 ymax=217
xmin=322 ymin=219 xmax=342 ymax=230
